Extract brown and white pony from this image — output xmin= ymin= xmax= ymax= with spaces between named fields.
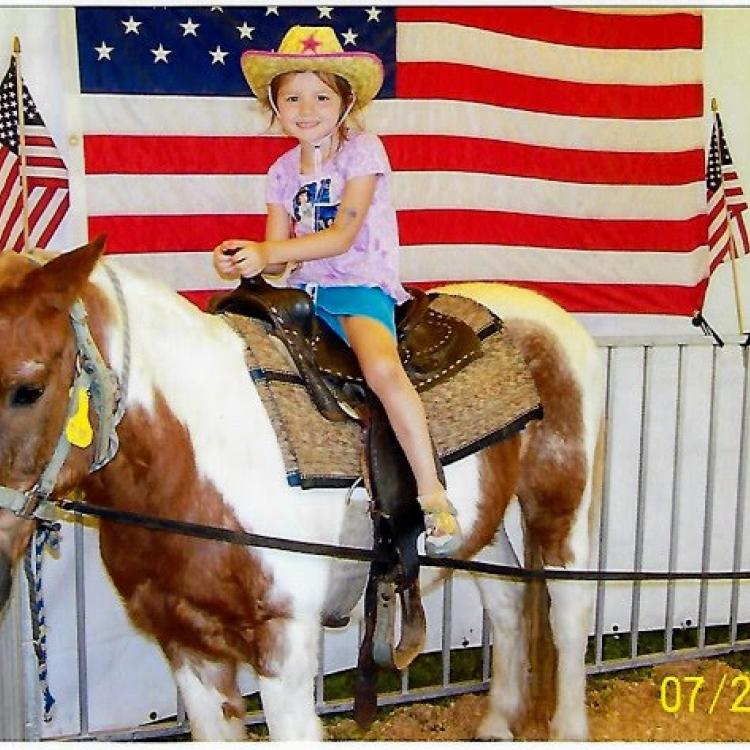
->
xmin=0 ymin=239 xmax=602 ymax=740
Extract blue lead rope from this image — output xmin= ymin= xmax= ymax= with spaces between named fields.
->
xmin=23 ymin=521 xmax=61 ymax=723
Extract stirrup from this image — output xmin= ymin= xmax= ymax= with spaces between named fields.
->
xmin=418 ymin=491 xmax=463 ymax=558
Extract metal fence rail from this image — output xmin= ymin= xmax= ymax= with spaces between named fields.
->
xmin=3 ymin=336 xmax=750 ymax=740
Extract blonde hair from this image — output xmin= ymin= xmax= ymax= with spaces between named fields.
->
xmin=267 ymin=70 xmax=364 ymax=142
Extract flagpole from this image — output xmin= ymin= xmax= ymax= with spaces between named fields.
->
xmin=12 ymin=35 xmax=30 ymax=253
xmin=713 ymin=98 xmax=747 ymax=334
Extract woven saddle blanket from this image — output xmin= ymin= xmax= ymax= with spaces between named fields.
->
xmin=223 ymin=294 xmax=543 ymax=489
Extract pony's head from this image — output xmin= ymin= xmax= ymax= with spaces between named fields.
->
xmin=0 ymin=236 xmax=105 ymax=608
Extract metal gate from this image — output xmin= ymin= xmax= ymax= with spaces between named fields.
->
xmin=2 ymin=335 xmax=750 ymax=740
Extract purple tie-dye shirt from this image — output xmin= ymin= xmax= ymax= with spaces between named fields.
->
xmin=265 ymin=131 xmax=410 ymax=304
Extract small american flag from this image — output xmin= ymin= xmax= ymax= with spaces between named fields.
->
xmin=0 ymin=54 xmax=70 ymax=252
xmin=706 ymin=110 xmax=749 ymax=273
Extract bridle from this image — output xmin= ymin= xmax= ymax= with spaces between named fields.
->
xmin=0 ymin=264 xmax=128 ymax=521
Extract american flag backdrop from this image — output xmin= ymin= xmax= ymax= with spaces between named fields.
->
xmin=0 ymin=55 xmax=70 ymax=251
xmin=75 ymin=6 xmax=707 ymax=315
xmin=706 ymin=109 xmax=749 ymax=274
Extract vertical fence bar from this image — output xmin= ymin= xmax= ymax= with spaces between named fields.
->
xmin=0 ymin=578 xmax=26 ymax=740
xmin=481 ymin=608 xmax=491 ymax=682
xmin=441 ymin=575 xmax=452 ymax=688
xmin=665 ymin=345 xmax=686 ymax=654
xmin=175 ymin=690 xmax=187 ymax=731
xmin=629 ymin=346 xmax=651 ymax=659
xmin=698 ymin=345 xmax=720 ymax=649
xmin=730 ymin=352 xmax=750 ymax=643
xmin=314 ymin=628 xmax=325 ymax=709
xmin=73 ymin=519 xmax=89 ymax=737
xmin=594 ymin=346 xmax=614 ymax=666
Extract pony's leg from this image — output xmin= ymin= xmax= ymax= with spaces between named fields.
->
xmin=257 ymin=616 xmax=323 ymax=740
xmin=168 ymin=650 xmax=246 ymax=741
xmin=544 ymin=414 xmax=602 ymax=740
xmin=472 ymin=522 xmax=528 ymax=740
xmin=545 ymin=507 xmax=595 ymax=741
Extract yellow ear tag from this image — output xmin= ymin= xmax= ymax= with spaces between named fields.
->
xmin=66 ymin=387 xmax=94 ymax=449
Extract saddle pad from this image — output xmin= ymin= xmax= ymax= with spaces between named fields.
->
xmin=223 ymin=293 xmax=543 ymax=489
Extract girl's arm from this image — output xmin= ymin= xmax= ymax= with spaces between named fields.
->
xmin=215 ymin=174 xmax=378 ymax=277
xmin=262 ymin=202 xmax=293 ymax=275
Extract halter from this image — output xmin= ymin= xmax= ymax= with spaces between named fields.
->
xmin=0 ymin=264 xmax=128 ymax=522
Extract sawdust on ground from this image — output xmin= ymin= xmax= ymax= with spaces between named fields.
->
xmin=260 ymin=659 xmax=750 ymax=741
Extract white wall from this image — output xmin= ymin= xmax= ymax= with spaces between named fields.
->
xmin=704 ymin=9 xmax=750 ymax=190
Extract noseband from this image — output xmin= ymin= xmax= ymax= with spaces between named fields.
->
xmin=0 ymin=265 xmax=127 ymax=521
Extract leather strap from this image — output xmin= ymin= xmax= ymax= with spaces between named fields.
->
xmin=353 ymin=572 xmax=380 ymax=729
xmin=213 ymin=276 xmax=348 ymax=422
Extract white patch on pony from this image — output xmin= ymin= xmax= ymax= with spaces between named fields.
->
xmin=546 ymin=571 xmax=593 ymax=741
xmin=257 ymin=618 xmax=324 ymax=740
xmin=172 ymin=662 xmax=246 ymax=741
xmin=472 ymin=523 xmax=528 ymax=740
xmin=11 ymin=360 xmax=45 ymax=379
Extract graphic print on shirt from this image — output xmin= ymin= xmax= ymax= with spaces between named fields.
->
xmin=292 ymin=179 xmax=338 ymax=233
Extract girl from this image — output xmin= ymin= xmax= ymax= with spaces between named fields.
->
xmin=213 ymin=25 xmax=462 ymax=558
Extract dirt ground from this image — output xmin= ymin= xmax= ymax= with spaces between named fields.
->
xmin=254 ymin=659 xmax=750 ymax=741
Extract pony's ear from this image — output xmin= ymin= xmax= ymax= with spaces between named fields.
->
xmin=24 ymin=235 xmax=106 ymax=311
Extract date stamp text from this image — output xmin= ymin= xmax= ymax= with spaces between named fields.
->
xmin=660 ymin=673 xmax=750 ymax=715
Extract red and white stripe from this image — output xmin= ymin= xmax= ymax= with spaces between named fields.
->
xmin=81 ymin=7 xmax=706 ymax=315
xmin=0 ymin=124 xmax=69 ymax=251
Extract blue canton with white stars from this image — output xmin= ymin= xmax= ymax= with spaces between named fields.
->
xmin=706 ymin=115 xmax=733 ymax=192
xmin=76 ymin=6 xmax=396 ymax=97
xmin=1 ymin=57 xmax=45 ymax=153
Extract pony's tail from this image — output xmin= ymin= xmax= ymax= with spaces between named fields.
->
xmin=522 ymin=528 xmax=557 ymax=739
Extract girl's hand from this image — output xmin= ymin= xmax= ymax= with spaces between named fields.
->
xmin=212 ymin=240 xmax=270 ymax=279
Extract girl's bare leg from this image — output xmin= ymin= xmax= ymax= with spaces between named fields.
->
xmin=341 ymin=316 xmax=462 ymax=556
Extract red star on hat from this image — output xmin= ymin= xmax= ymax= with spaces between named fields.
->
xmin=300 ymin=33 xmax=321 ymax=52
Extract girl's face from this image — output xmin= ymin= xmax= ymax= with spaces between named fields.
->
xmin=275 ymin=71 xmax=344 ymax=145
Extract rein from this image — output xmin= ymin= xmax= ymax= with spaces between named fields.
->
xmin=49 ymin=497 xmax=750 ymax=584
xmin=0 ymin=263 xmax=128 ymax=521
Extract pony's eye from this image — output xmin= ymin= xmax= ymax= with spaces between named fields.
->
xmin=9 ymin=384 xmax=45 ymax=407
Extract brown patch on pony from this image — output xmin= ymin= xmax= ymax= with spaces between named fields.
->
xmin=83 ymin=392 xmax=290 ymax=678
xmin=0 ymin=513 xmax=35 ymax=564
xmin=521 ymin=532 xmax=557 ymax=740
xmin=463 ymin=436 xmax=521 ymax=560
xmin=506 ymin=320 xmax=588 ymax=567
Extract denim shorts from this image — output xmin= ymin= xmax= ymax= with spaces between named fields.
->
xmin=301 ymin=285 xmax=397 ymax=344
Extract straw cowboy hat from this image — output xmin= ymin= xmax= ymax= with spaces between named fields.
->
xmin=241 ymin=26 xmax=384 ymax=109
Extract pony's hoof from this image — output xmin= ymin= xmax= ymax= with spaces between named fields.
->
xmin=550 ymin=714 xmax=588 ymax=741
xmin=475 ymin=714 xmax=514 ymax=741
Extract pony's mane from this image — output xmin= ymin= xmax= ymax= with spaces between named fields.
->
xmin=0 ymin=249 xmax=49 ymax=291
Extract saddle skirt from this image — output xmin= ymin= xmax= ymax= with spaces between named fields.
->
xmin=222 ymin=293 xmax=543 ymax=489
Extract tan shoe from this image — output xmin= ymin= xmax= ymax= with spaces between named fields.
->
xmin=418 ymin=491 xmax=463 ymax=558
